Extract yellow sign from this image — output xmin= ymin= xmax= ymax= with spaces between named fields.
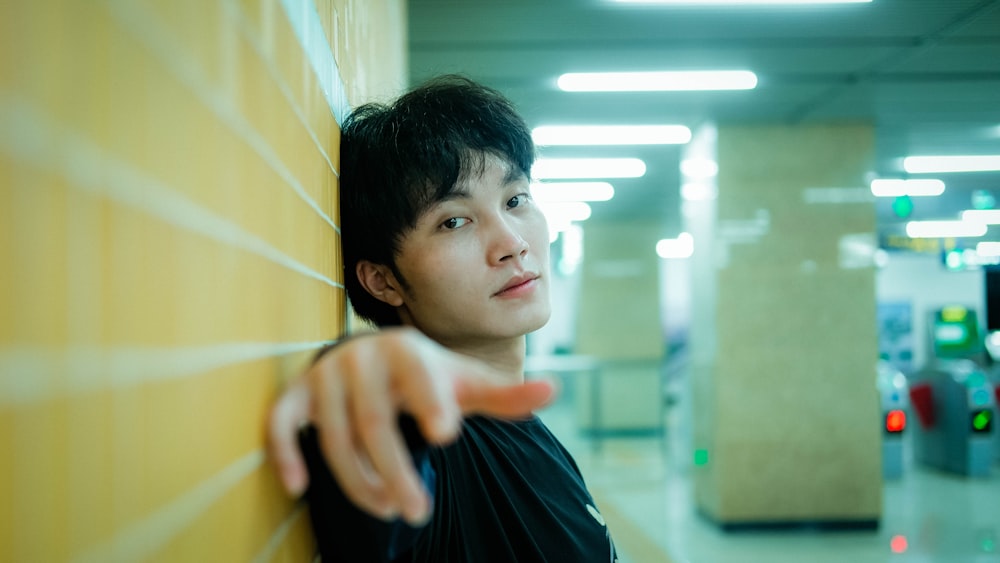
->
xmin=941 ymin=306 xmax=968 ymax=323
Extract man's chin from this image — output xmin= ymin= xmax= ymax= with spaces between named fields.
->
xmin=521 ymin=308 xmax=552 ymax=335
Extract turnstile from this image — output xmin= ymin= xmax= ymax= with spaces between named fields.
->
xmin=910 ymin=359 xmax=995 ymax=477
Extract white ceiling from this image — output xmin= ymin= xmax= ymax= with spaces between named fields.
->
xmin=408 ymin=0 xmax=1000 ymax=242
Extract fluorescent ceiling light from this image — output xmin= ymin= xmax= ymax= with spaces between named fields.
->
xmin=681 ymin=182 xmax=718 ymax=201
xmin=539 ymin=201 xmax=593 ymax=224
xmin=870 ymin=179 xmax=945 ymax=197
xmin=903 ymin=155 xmax=1000 ymax=174
xmin=905 ymin=220 xmax=987 ymax=239
xmin=532 ymin=125 xmax=691 ymax=145
xmin=656 ymin=233 xmax=694 ymax=259
xmin=532 ymin=158 xmax=646 ymax=179
xmin=612 ymin=0 xmax=869 ymax=3
xmin=558 ymin=71 xmax=757 ymax=92
xmin=544 ymin=201 xmax=591 ymax=241
xmin=978 ymin=242 xmax=1000 ymax=257
xmin=680 ymin=158 xmax=719 ymax=178
xmin=962 ymin=209 xmax=1000 ymax=225
xmin=531 ymin=182 xmax=615 ymax=202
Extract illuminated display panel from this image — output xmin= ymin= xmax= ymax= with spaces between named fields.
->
xmin=933 ymin=307 xmax=980 ymax=359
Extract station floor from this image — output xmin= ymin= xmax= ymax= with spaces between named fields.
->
xmin=536 ymin=383 xmax=1000 ymax=563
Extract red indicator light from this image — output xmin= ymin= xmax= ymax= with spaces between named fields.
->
xmin=886 ymin=409 xmax=906 ymax=433
xmin=890 ymin=535 xmax=908 ymax=553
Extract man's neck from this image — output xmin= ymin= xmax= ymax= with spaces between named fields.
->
xmin=442 ymin=336 xmax=526 ymax=383
xmin=394 ymin=313 xmax=527 ymax=382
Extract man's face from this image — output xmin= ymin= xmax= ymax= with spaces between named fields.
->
xmin=390 ymin=154 xmax=551 ymax=347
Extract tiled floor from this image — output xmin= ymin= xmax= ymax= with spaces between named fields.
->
xmin=537 ymin=383 xmax=1000 ymax=563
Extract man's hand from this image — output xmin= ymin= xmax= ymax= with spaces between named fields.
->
xmin=267 ymin=327 xmax=556 ymax=525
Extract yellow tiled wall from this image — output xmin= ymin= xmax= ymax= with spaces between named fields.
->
xmin=0 ymin=1 xmax=406 ymax=560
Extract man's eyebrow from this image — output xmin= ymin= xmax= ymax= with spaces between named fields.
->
xmin=504 ymin=167 xmax=527 ymax=186
xmin=436 ymin=189 xmax=472 ymax=203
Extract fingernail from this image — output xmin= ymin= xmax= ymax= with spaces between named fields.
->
xmin=381 ymin=504 xmax=400 ymax=521
xmin=404 ymin=495 xmax=431 ymax=526
xmin=282 ymin=470 xmax=306 ymax=497
xmin=405 ymin=510 xmax=429 ymax=527
xmin=431 ymin=415 xmax=457 ymax=440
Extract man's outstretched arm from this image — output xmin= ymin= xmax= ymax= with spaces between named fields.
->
xmin=267 ymin=327 xmax=556 ymax=524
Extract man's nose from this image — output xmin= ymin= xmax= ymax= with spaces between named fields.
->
xmin=488 ymin=217 xmax=529 ymax=264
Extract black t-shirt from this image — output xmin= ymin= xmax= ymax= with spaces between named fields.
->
xmin=300 ymin=414 xmax=618 ymax=562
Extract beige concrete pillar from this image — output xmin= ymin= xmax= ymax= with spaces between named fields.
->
xmin=690 ymin=124 xmax=882 ymax=526
xmin=575 ymin=220 xmax=664 ymax=433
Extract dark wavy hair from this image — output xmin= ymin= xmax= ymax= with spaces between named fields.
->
xmin=339 ymin=75 xmax=536 ymax=327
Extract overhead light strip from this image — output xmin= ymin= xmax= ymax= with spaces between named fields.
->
xmin=558 ymin=71 xmax=757 ymax=92
xmin=903 ymin=155 xmax=1000 ymax=174
xmin=905 ymin=220 xmax=987 ymax=239
xmin=610 ymin=0 xmax=871 ymax=4
xmin=962 ymin=209 xmax=1000 ymax=225
xmin=539 ymin=201 xmax=593 ymax=226
xmin=657 ymin=233 xmax=694 ymax=259
xmin=532 ymin=158 xmax=646 ymax=179
xmin=532 ymin=125 xmax=691 ymax=145
xmin=531 ymin=182 xmax=616 ymax=202
xmin=979 ymin=242 xmax=1000 ymax=257
xmin=870 ymin=179 xmax=945 ymax=197
xmin=680 ymin=158 xmax=719 ymax=178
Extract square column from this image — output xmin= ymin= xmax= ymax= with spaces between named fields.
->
xmin=690 ymin=124 xmax=882 ymax=527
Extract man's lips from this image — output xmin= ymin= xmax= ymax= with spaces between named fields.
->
xmin=494 ymin=273 xmax=540 ymax=296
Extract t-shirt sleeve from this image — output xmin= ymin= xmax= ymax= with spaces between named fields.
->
xmin=298 ymin=416 xmax=434 ymax=562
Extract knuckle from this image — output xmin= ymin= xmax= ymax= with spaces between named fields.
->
xmin=340 ymin=354 xmax=365 ymax=385
xmin=305 ymin=362 xmax=331 ymax=395
xmin=355 ymin=408 xmax=391 ymax=443
xmin=318 ymin=430 xmax=347 ymax=458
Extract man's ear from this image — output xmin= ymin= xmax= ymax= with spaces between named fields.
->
xmin=356 ymin=260 xmax=405 ymax=307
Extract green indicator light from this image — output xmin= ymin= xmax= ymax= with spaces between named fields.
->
xmin=972 ymin=410 xmax=992 ymax=432
xmin=892 ymin=195 xmax=914 ymax=218
xmin=983 ymin=538 xmax=996 ymax=553
xmin=694 ymin=449 xmax=709 ymax=466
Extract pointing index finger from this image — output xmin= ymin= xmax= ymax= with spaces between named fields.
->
xmin=453 ymin=374 xmax=557 ymax=419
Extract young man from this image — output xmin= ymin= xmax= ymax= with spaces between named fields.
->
xmin=268 ymin=76 xmax=618 ymax=562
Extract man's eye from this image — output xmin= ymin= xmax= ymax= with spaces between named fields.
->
xmin=441 ymin=217 xmax=470 ymax=229
xmin=507 ymin=193 xmax=530 ymax=208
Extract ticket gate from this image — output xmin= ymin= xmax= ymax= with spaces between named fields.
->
xmin=994 ymin=374 xmax=1000 ymax=462
xmin=909 ymin=359 xmax=996 ymax=477
xmin=877 ymin=361 xmax=909 ymax=479
xmin=985 ymin=330 xmax=1000 ymax=461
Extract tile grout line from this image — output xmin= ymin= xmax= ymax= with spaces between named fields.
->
xmin=72 ymin=450 xmax=266 ymax=563
xmin=227 ymin=0 xmax=339 ymax=182
xmin=105 ymin=0 xmax=340 ymax=234
xmin=250 ymin=503 xmax=309 ymax=563
xmin=0 ymin=340 xmax=334 ymax=406
xmin=0 ymin=97 xmax=343 ymax=291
